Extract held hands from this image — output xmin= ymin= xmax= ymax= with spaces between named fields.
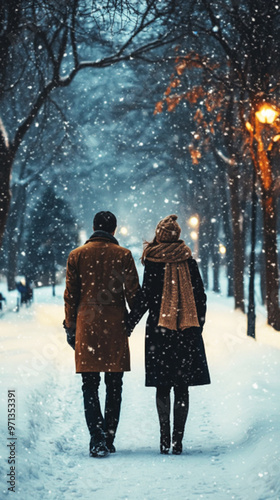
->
xmin=124 ymin=309 xmax=133 ymax=337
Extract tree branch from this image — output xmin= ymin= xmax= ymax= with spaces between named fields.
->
xmin=200 ymin=0 xmax=245 ymax=86
xmin=71 ymin=0 xmax=79 ymax=69
xmin=11 ymin=81 xmax=56 ymax=155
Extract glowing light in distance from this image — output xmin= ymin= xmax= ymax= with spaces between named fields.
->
xmin=188 ymin=215 xmax=199 ymax=228
xmin=120 ymin=226 xmax=128 ymax=235
xmin=190 ymin=231 xmax=198 ymax=241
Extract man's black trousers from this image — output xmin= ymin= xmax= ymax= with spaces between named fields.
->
xmin=81 ymin=372 xmax=123 ymax=448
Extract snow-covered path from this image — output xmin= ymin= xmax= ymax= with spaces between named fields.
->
xmin=1 ymin=289 xmax=280 ymax=500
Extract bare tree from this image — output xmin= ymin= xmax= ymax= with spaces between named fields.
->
xmin=0 ymin=0 xmax=184 ymax=247
xmin=154 ymin=0 xmax=280 ymax=329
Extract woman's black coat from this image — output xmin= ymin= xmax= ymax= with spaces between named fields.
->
xmin=127 ymin=257 xmax=211 ymax=387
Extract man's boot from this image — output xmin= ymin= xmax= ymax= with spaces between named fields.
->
xmin=104 ymin=372 xmax=123 ymax=453
xmin=82 ymin=373 xmax=109 ymax=457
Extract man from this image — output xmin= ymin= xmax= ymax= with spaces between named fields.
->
xmin=64 ymin=211 xmax=140 ymax=458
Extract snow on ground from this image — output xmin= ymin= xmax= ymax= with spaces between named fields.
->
xmin=0 ymin=285 xmax=280 ymax=500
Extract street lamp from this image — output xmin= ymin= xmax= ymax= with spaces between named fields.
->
xmin=219 ymin=243 xmax=226 ymax=255
xmin=188 ymin=215 xmax=199 ymax=229
xmin=188 ymin=214 xmax=199 ymax=259
xmin=190 ymin=230 xmax=198 ymax=241
xmin=119 ymin=226 xmax=128 ymax=236
xmin=255 ymin=104 xmax=278 ymax=125
xmin=246 ymin=101 xmax=279 ymax=338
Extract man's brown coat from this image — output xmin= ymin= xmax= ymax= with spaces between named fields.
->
xmin=64 ymin=234 xmax=139 ymax=372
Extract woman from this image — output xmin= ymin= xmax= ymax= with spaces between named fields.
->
xmin=127 ymin=214 xmax=210 ymax=455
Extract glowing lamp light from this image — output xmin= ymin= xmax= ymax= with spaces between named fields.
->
xmin=219 ymin=243 xmax=226 ymax=255
xmin=190 ymin=230 xmax=198 ymax=241
xmin=188 ymin=215 xmax=199 ymax=228
xmin=120 ymin=226 xmax=128 ymax=236
xmin=255 ymin=104 xmax=278 ymax=124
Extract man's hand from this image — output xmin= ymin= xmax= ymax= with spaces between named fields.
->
xmin=63 ymin=320 xmax=76 ymax=349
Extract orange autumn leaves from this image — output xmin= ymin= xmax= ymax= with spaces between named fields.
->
xmin=154 ymin=52 xmax=216 ymax=115
xmin=154 ymin=51 xmax=223 ymax=164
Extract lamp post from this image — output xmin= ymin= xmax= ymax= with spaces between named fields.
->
xmin=246 ymin=102 xmax=280 ymax=337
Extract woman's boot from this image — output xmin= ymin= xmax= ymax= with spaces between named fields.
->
xmin=156 ymin=386 xmax=171 ymax=454
xmin=172 ymin=386 xmax=189 ymax=455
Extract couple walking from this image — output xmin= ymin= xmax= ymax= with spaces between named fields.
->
xmin=64 ymin=211 xmax=210 ymax=458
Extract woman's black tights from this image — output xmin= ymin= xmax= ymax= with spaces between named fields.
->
xmin=156 ymin=385 xmax=189 ymax=454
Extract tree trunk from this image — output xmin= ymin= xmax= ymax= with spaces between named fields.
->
xmin=210 ymin=220 xmax=220 ymax=293
xmin=5 ymin=184 xmax=27 ymax=290
xmin=213 ymin=150 xmax=234 ymax=297
xmin=228 ymin=172 xmax=245 ymax=311
xmin=6 ymin=236 xmax=18 ymax=290
xmin=199 ymin=214 xmax=210 ymax=290
xmin=212 ymin=250 xmax=220 ymax=293
xmin=0 ymin=153 xmax=12 ymax=248
xmin=219 ymin=170 xmax=234 ymax=297
xmin=252 ymin=113 xmax=280 ymax=330
xmin=260 ymin=246 xmax=266 ymax=305
xmin=262 ymin=194 xmax=280 ymax=330
xmin=247 ymin=164 xmax=257 ymax=338
xmin=223 ymin=215 xmax=234 ymax=297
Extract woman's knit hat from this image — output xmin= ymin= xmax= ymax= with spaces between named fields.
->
xmin=155 ymin=214 xmax=181 ymax=243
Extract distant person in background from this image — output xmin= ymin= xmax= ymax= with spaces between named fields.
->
xmin=25 ymin=279 xmax=33 ymax=305
xmin=16 ymin=281 xmax=27 ymax=305
xmin=64 ymin=211 xmax=140 ymax=458
xmin=16 ymin=280 xmax=33 ymax=306
xmin=0 ymin=292 xmax=6 ymax=311
xmin=127 ymin=214 xmax=210 ymax=455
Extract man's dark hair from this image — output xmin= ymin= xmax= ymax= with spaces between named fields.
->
xmin=93 ymin=211 xmax=117 ymax=233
